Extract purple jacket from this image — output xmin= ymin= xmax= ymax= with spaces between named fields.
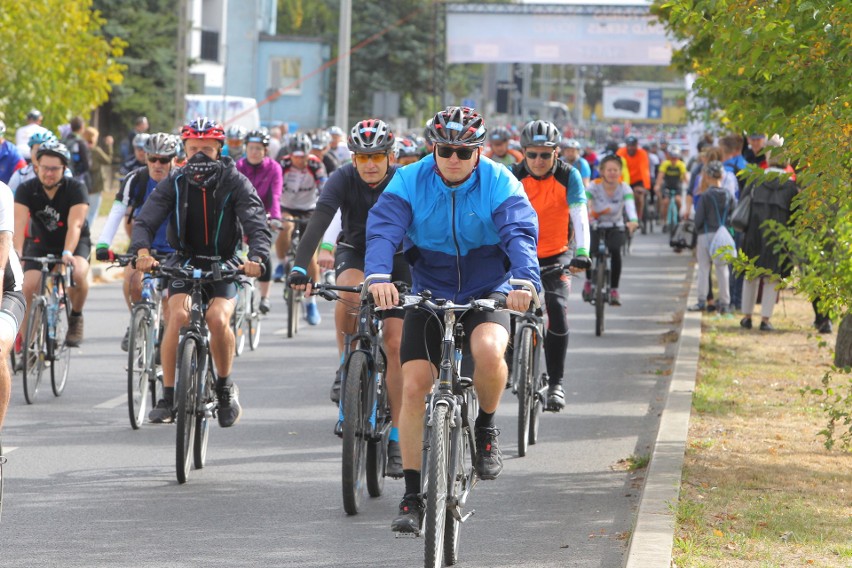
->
xmin=236 ymin=157 xmax=282 ymax=219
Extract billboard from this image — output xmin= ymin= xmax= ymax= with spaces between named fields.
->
xmin=446 ymin=4 xmax=673 ymax=66
xmin=603 ymin=87 xmax=663 ymax=119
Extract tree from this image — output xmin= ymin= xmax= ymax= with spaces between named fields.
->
xmin=652 ymin=0 xmax=852 ymax=447
xmin=0 ymin=0 xmax=125 ymax=132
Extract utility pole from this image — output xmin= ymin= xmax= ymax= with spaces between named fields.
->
xmin=334 ymin=0 xmax=352 ymax=129
xmin=175 ymin=0 xmax=188 ymax=129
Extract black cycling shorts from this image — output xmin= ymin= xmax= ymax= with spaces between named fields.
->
xmin=280 ymin=208 xmax=313 ymax=220
xmin=399 ymin=304 xmax=510 ymax=367
xmin=335 ymin=246 xmax=411 ymax=320
xmin=166 ymin=256 xmax=237 ymax=301
xmin=22 ymin=237 xmax=92 ymax=272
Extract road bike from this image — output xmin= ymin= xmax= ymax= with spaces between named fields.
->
xmin=20 ymin=255 xmax=74 ymax=404
xmin=313 ymin=274 xmax=394 ymax=515
xmin=399 ymin=282 xmax=535 ymax=567
xmin=281 ymin=217 xmax=308 ymax=338
xmin=156 ymin=261 xmax=243 ymax=484
xmin=509 ymin=277 xmax=546 ymax=458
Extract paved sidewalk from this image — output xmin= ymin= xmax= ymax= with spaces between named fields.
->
xmin=625 ymin=265 xmax=700 ymax=567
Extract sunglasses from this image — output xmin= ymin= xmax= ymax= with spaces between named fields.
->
xmin=436 ymin=146 xmax=476 ymax=160
xmin=353 ymin=153 xmax=388 ymax=165
xmin=525 ymin=151 xmax=554 ymax=161
xmin=147 ymin=156 xmax=172 ymax=164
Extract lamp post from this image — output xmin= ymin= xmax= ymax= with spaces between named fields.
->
xmin=334 ymin=0 xmax=352 ymax=129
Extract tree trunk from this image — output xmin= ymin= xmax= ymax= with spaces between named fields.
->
xmin=835 ymin=313 xmax=852 ymax=368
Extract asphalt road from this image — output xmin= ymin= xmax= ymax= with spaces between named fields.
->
xmin=0 ymin=231 xmax=690 ymax=568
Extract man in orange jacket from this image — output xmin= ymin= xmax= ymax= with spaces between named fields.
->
xmin=616 ymin=136 xmax=651 ymax=224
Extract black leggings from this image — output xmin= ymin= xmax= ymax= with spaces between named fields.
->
xmin=587 ymin=228 xmax=626 ymax=288
xmin=540 ymin=253 xmax=571 ymax=383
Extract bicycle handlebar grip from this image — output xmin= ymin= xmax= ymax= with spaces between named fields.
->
xmin=508 ymin=278 xmax=542 ymax=310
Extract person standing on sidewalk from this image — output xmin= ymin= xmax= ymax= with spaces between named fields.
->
xmin=83 ymin=127 xmax=114 ymax=228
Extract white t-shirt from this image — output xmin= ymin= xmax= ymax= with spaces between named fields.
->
xmin=15 ymin=124 xmax=48 ymax=158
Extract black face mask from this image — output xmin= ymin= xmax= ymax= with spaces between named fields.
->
xmin=184 ymin=152 xmax=222 ymax=187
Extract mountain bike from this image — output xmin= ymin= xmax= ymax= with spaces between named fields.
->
xmin=313 ymin=274 xmax=394 ymax=515
xmin=20 ymin=255 xmax=74 ymax=404
xmin=587 ymin=227 xmax=612 ymax=337
xmin=399 ymin=282 xmax=535 ymax=567
xmin=156 ymin=261 xmax=244 ymax=484
xmin=114 ymin=254 xmax=167 ymax=430
xmin=281 ymin=217 xmax=308 ymax=338
xmin=509 ymin=277 xmax=546 ymax=458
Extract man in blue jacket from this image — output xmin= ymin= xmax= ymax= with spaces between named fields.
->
xmin=365 ymin=106 xmax=540 ymax=533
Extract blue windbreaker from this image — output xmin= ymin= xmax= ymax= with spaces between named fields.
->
xmin=365 ymin=154 xmax=540 ymax=302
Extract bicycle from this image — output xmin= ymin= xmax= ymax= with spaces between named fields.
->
xmin=640 ymin=186 xmax=657 ymax=235
xmin=232 ymin=244 xmax=262 ymax=356
xmin=312 ymin=273 xmax=394 ymax=515
xmin=281 ymin=217 xmax=308 ymax=338
xmin=662 ymin=187 xmax=680 ymax=236
xmin=398 ymin=282 xmax=535 ymax=567
xmin=20 ymin=255 xmax=74 ymax=404
xmin=155 ymin=261 xmax=244 ymax=484
xmin=587 ymin=227 xmax=613 ymax=337
xmin=114 ymin=254 xmax=167 ymax=430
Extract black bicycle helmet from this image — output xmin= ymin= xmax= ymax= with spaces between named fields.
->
xmin=288 ymin=133 xmax=312 ymax=155
xmin=489 ymin=126 xmax=511 ymax=142
xmin=245 ymin=129 xmax=271 ymax=146
xmin=520 ymin=120 xmax=561 ymax=148
xmin=143 ymin=133 xmax=180 ymax=157
xmin=425 ymin=106 xmax=486 ymax=147
xmin=348 ymin=119 xmax=395 ymax=154
xmin=36 ymin=139 xmax=71 ymax=165
xmin=703 ymin=160 xmax=724 ymax=178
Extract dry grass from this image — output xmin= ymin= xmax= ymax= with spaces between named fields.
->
xmin=674 ymin=292 xmax=852 ymax=568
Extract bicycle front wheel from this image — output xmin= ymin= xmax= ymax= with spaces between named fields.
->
xmin=127 ymin=308 xmax=152 ymax=429
xmin=232 ymin=291 xmax=246 ymax=357
xmin=50 ymin=298 xmax=71 ymax=397
xmin=176 ymin=340 xmax=199 ymax=484
xmin=342 ymin=351 xmax=368 ymax=515
xmin=444 ymin=417 xmax=471 ymax=566
xmin=248 ymin=286 xmax=261 ymax=350
xmin=595 ymin=260 xmax=606 ymax=337
xmin=516 ymin=327 xmax=533 ymax=458
xmin=193 ymin=368 xmax=213 ymax=470
xmin=22 ymin=299 xmax=46 ymax=404
xmin=424 ymin=404 xmax=450 ymax=568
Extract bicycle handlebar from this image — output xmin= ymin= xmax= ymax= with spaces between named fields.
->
xmin=22 ymin=255 xmax=75 ymax=288
xmin=152 ymin=264 xmax=244 ymax=283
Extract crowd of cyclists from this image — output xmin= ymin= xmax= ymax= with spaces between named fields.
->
xmin=0 ymin=102 xmax=792 ymax=536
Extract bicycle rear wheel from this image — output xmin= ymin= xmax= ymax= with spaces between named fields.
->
xmin=529 ymin=372 xmax=546 ymax=445
xmin=176 ymin=340 xmax=199 ymax=484
xmin=366 ymin=350 xmax=388 ymax=498
xmin=248 ymin=285 xmax=261 ymax=350
xmin=424 ymin=404 xmax=450 ymax=568
xmin=232 ymin=289 xmax=246 ymax=357
xmin=595 ymin=260 xmax=606 ymax=337
xmin=50 ymin=297 xmax=71 ymax=397
xmin=516 ymin=327 xmax=533 ymax=457
xmin=193 ymin=368 xmax=213 ymax=470
xmin=342 ymin=351 xmax=368 ymax=514
xmin=127 ymin=308 xmax=152 ymax=429
xmin=22 ymin=299 xmax=45 ymax=404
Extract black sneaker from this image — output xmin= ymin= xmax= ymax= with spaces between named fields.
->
xmin=120 ymin=327 xmax=130 ymax=352
xmin=386 ymin=440 xmax=403 ymax=478
xmin=330 ymin=369 xmax=342 ymax=404
xmin=148 ymin=399 xmax=174 ymax=424
xmin=391 ymin=494 xmax=424 ymax=534
xmin=474 ymin=426 xmax=503 ymax=480
xmin=817 ymin=319 xmax=833 ymax=334
xmin=216 ymin=383 xmax=243 ymax=428
xmin=740 ymin=317 xmax=753 ymax=330
xmin=259 ymin=297 xmax=271 ymax=315
xmin=546 ymin=384 xmax=565 ymax=411
xmin=759 ymin=320 xmax=775 ymax=332
xmin=687 ymin=302 xmax=706 ymax=312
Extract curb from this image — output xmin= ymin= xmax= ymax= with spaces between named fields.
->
xmin=625 ymin=266 xmax=701 ymax=568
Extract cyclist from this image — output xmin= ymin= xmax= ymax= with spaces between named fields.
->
xmin=0 ymin=180 xmax=25 ymax=433
xmin=365 ymin=106 xmax=540 ymax=532
xmin=96 ymin=133 xmax=180 ymax=349
xmin=582 ymin=155 xmax=639 ymax=306
xmin=14 ymin=109 xmax=48 ymax=158
xmin=512 ymin=120 xmax=591 ymax=411
xmin=310 ymin=130 xmax=340 ymax=175
xmin=13 ymin=140 xmax=90 ymax=346
xmin=0 ymin=121 xmax=26 ymax=185
xmin=559 ymin=138 xmax=591 ymax=187
xmin=654 ymin=145 xmax=689 ymax=231
xmin=223 ymin=125 xmax=247 ymax=161
xmin=288 ymin=118 xmax=410 ymax=477
xmin=236 ymin=129 xmax=282 ymax=314
xmin=395 ymin=137 xmax=420 ymax=166
xmin=274 ymin=133 xmax=327 ymax=325
xmin=483 ymin=126 xmax=523 ymax=167
xmin=616 ymin=136 xmax=651 ymax=223
xmin=8 ymin=131 xmax=69 ymax=194
xmin=120 ymin=133 xmax=149 ymax=176
xmin=131 ymin=117 xmax=272 ymax=427
xmin=327 ymin=126 xmax=351 ymax=165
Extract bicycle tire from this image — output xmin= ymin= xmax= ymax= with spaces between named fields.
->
xmin=248 ymin=285 xmax=261 ymax=350
xmin=50 ymin=296 xmax=71 ymax=397
xmin=443 ymin=413 xmax=471 ymax=566
xmin=22 ymin=299 xmax=46 ymax=404
xmin=424 ymin=404 xmax=450 ymax=568
xmin=516 ymin=327 xmax=533 ymax=457
xmin=530 ymin=371 xmax=546 ymax=445
xmin=176 ymin=339 xmax=199 ymax=484
xmin=342 ymin=351 xmax=369 ymax=515
xmin=127 ymin=308 xmax=152 ymax=429
xmin=0 ymin=439 xmax=5 ymax=522
xmin=366 ymin=350 xmax=388 ymax=498
xmin=193 ymin=369 xmax=213 ymax=470
xmin=595 ymin=260 xmax=606 ymax=337
xmin=232 ymin=289 xmax=246 ymax=357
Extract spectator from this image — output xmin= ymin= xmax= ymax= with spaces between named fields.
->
xmin=82 ymin=127 xmax=114 ymax=227
xmin=63 ymin=117 xmax=92 ymax=191
xmin=0 ymin=121 xmax=26 ymax=184
xmin=14 ymin=109 xmax=48 ymax=158
xmin=739 ymin=153 xmax=798 ymax=331
xmin=267 ymin=125 xmax=283 ymax=161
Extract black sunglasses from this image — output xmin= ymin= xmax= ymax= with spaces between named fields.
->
xmin=525 ymin=150 xmax=554 ymax=161
xmin=436 ymin=145 xmax=476 ymax=160
xmin=147 ymin=156 xmax=172 ymax=164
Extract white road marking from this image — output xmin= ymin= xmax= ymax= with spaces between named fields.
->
xmin=94 ymin=394 xmax=126 ymax=409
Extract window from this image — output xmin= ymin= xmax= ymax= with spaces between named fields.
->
xmin=200 ymin=30 xmax=219 ymax=62
xmin=269 ymin=57 xmax=302 ymax=95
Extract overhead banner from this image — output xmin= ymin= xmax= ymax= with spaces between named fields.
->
xmin=446 ymin=3 xmax=673 ymax=66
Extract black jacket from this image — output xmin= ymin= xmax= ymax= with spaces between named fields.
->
xmin=741 ymin=171 xmax=798 ymax=277
xmin=130 ymin=157 xmax=271 ymax=262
